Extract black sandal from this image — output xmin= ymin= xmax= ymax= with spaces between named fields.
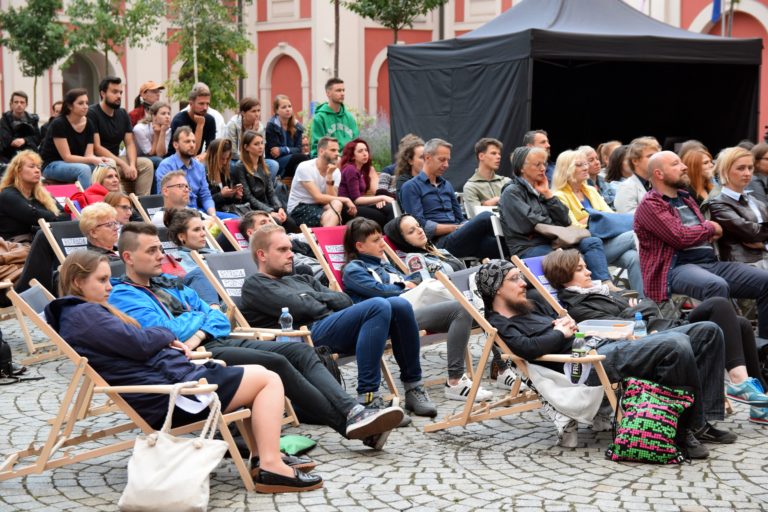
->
xmin=254 ymin=468 xmax=323 ymax=493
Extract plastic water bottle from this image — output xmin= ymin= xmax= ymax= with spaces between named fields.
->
xmin=277 ymin=307 xmax=293 ymax=342
xmin=570 ymin=332 xmax=586 ymax=384
xmin=633 ymin=312 xmax=647 ymax=338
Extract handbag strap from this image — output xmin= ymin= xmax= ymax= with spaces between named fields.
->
xmin=198 ymin=393 xmax=222 ymax=440
xmin=160 ymin=381 xmax=206 ymax=433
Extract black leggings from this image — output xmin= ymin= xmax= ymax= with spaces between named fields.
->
xmin=688 ymin=297 xmax=766 ymax=388
xmin=355 ymin=203 xmax=394 ymax=228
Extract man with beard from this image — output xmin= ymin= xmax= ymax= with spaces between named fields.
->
xmin=87 ymin=77 xmax=154 ymax=195
xmin=475 ymin=259 xmax=731 ymax=457
xmin=635 ymin=151 xmax=768 ymax=338
xmin=168 ymin=83 xmax=217 ymax=157
xmin=0 ymin=91 xmax=41 ymax=163
xmin=155 ymin=127 xmax=216 ymax=217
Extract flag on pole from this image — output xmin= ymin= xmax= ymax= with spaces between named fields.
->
xmin=711 ymin=0 xmax=722 ymax=23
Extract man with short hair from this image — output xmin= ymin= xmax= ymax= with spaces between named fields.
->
xmin=523 ymin=129 xmax=554 ymax=183
xmin=475 ymin=259 xmax=731 ymax=456
xmin=309 ymin=78 xmax=358 ymax=156
xmin=150 ymin=171 xmax=190 ymax=226
xmin=39 ymin=100 xmax=62 ymax=141
xmin=241 ymin=224 xmax=437 ymax=419
xmin=287 ymin=136 xmax=356 ymax=227
xmin=128 ymin=81 xmax=165 ymax=127
xmin=168 ymin=83 xmax=216 ymax=156
xmin=634 ymin=150 xmax=768 ymax=338
xmin=0 ymin=91 xmax=41 ymax=163
xmin=155 ymin=127 xmax=216 ymax=217
xmin=462 ymin=138 xmax=510 ymax=213
xmin=614 ymin=136 xmax=661 ymax=214
xmin=87 ymin=76 xmax=154 ymax=196
xmin=109 ymin=222 xmax=404 ymax=449
xmin=400 ymin=138 xmax=499 ymax=259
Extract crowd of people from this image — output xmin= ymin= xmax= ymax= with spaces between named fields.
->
xmin=2 ymin=74 xmax=768 ymax=493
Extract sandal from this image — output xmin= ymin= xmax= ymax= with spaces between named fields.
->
xmin=254 ymin=467 xmax=323 ymax=494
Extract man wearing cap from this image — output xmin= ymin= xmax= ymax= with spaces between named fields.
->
xmin=474 ymin=259 xmax=731 ymax=457
xmin=129 ymin=81 xmax=165 ymax=127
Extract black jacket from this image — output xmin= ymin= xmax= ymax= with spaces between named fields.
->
xmin=704 ymin=191 xmax=768 ymax=264
xmin=0 ymin=187 xmax=67 ymax=239
xmin=232 ymin=161 xmax=282 ymax=212
xmin=557 ymin=288 xmax=667 ymax=331
xmin=0 ymin=111 xmax=41 ymax=161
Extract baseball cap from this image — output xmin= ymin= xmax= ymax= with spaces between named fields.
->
xmin=140 ymin=81 xmax=165 ymax=95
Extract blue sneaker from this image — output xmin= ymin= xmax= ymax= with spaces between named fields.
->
xmin=726 ymin=378 xmax=768 ymax=406
xmin=750 ymin=406 xmax=768 ymax=425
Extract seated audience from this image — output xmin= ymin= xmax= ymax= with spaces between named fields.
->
xmin=614 ymin=136 xmax=660 ymax=214
xmin=579 ymin=145 xmax=614 ymax=207
xmin=706 ymin=147 xmax=768 ymax=269
xmin=128 ymin=81 xmax=164 ymax=127
xmin=205 ymin=138 xmax=243 ymax=214
xmin=48 ymin=250 xmax=323 ymax=493
xmin=393 ymin=136 xmax=424 ymax=198
xmin=342 ymin=218 xmax=492 ymax=402
xmin=310 ymin=78 xmax=359 ymax=156
xmin=337 ymin=138 xmax=395 ymax=228
xmin=523 ymin=129 xmax=554 ymax=183
xmin=108 ymin=222 xmax=404 ymax=448
xmin=265 ymin=94 xmax=307 ymax=179
xmin=596 ymin=140 xmax=621 ymax=174
xmin=476 ymin=259 xmax=731 ymax=456
xmin=604 ymin=144 xmax=631 ymax=195
xmin=681 ymin=149 xmax=715 ymax=206
xmin=678 ymin=139 xmax=708 ymax=160
xmin=542 ymin=249 xmax=768 ymax=424
xmin=552 ymin=149 xmax=642 ymax=295
xmin=498 ymin=147 xmax=618 ymax=291
xmin=226 ymin=97 xmax=277 ymax=177
xmin=78 ymin=203 xmax=120 ymax=259
xmin=133 ymin=100 xmax=171 ymax=169
xmin=747 ymin=142 xmax=768 ymax=205
xmin=240 ymin=224 xmax=437 ymax=419
xmin=462 ymin=138 xmax=510 ymax=214
xmin=400 ymin=138 xmax=499 ymax=260
xmin=39 ymin=101 xmax=62 ymax=142
xmin=104 ymin=191 xmax=139 ymax=227
xmin=168 ymin=83 xmax=216 ymax=157
xmin=234 ymin=131 xmax=297 ymax=232
xmin=377 ymin=134 xmax=421 ymax=198
xmin=286 ymin=136 xmax=356 ymax=227
xmin=634 ymin=150 xmax=768 ymax=339
xmin=384 ymin=214 xmax=465 ymax=274
xmin=67 ymin=161 xmax=121 ymax=214
xmin=151 ymin=171 xmax=193 ymax=226
xmin=0 ymin=91 xmax=41 ymax=164
xmin=39 ymin=88 xmax=111 ymax=188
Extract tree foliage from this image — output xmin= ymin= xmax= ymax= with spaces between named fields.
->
xmin=0 ymin=0 xmax=69 ymax=112
xmin=165 ymin=0 xmax=253 ymax=110
xmin=342 ymin=0 xmax=448 ymax=42
xmin=66 ymin=0 xmax=164 ymax=75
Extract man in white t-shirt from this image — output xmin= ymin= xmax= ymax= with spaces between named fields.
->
xmin=287 ymin=136 xmax=357 ymax=226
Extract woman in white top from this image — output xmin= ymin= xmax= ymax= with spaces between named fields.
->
xmin=132 ymin=101 xmax=171 ymax=168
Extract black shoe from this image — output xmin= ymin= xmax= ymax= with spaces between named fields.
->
xmin=695 ymin=422 xmax=737 ymax=444
xmin=362 ymin=429 xmax=392 ymax=450
xmin=11 ymin=363 xmax=26 ymax=376
xmin=252 ymin=454 xmax=316 ymax=472
xmin=254 ymin=468 xmax=323 ymax=493
xmin=681 ymin=430 xmax=709 ymax=459
xmin=346 ymin=404 xmax=404 ymax=440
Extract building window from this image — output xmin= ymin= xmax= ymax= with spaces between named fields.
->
xmin=465 ymin=0 xmax=500 ymax=22
xmin=269 ymin=0 xmax=299 ymax=21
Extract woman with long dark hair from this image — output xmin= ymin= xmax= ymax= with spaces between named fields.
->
xmin=205 ymin=138 xmax=243 ymax=213
xmin=337 ymin=138 xmax=395 ymax=227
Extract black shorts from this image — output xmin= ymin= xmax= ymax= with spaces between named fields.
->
xmin=170 ymin=362 xmax=244 ymax=428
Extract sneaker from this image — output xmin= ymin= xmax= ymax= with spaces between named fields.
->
xmin=444 ymin=374 xmax=493 ymax=402
xmin=695 ymin=422 xmax=737 ymax=444
xmin=557 ymin=419 xmax=578 ymax=448
xmin=404 ymin=385 xmax=438 ymax=418
xmin=362 ymin=430 xmax=391 ymax=450
xmin=496 ymin=367 xmax=529 ymax=391
xmin=591 ymin=412 xmax=613 ymax=432
xmin=364 ymin=395 xmax=411 ymax=428
xmin=681 ymin=430 xmax=709 ymax=459
xmin=346 ymin=404 xmax=404 ymax=440
xmin=749 ymin=406 xmax=768 ymax=425
xmin=726 ymin=377 xmax=768 ymax=406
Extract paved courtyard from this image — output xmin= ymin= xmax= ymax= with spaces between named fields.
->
xmin=1 ymin=316 xmax=767 ymax=512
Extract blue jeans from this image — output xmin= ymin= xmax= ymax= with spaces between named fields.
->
xmin=602 ymin=231 xmax=643 ymax=296
xmin=436 ymin=211 xmax=502 ymax=260
xmin=668 ymin=260 xmax=768 ymax=338
xmin=43 ymin=161 xmax=93 ymax=188
xmin=521 ymin=236 xmax=611 ymax=281
xmin=309 ymin=297 xmax=422 ymax=394
xmin=183 ymin=267 xmax=219 ymax=305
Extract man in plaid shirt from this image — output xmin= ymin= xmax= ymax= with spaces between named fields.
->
xmin=634 ymin=151 xmax=768 ymax=338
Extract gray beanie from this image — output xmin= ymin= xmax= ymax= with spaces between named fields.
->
xmin=475 ymin=259 xmax=515 ymax=301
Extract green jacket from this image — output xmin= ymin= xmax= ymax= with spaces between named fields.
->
xmin=462 ymin=169 xmax=511 ymax=212
xmin=310 ymin=102 xmax=358 ymax=156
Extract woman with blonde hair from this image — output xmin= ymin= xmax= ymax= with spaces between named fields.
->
xmin=78 ymin=202 xmax=120 ymax=259
xmin=46 ymin=250 xmax=322 ymax=492
xmin=552 ymin=149 xmax=642 ymax=294
xmin=66 ymin=161 xmax=122 ymax=214
xmin=682 ymin=149 xmax=715 ymax=206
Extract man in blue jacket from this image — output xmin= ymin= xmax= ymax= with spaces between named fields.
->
xmin=108 ymin=222 xmax=403 ymax=449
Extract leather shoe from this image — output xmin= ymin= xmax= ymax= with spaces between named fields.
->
xmin=251 ymin=453 xmax=316 ymax=473
xmin=254 ymin=468 xmax=323 ymax=493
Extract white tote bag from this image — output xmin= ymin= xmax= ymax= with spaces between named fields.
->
xmin=399 ymin=278 xmax=456 ymax=309
xmin=118 ymin=382 xmax=229 ymax=512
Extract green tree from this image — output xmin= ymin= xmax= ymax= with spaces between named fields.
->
xmin=165 ymin=0 xmax=253 ymax=110
xmin=0 ymin=0 xmax=69 ymax=113
xmin=66 ymin=0 xmax=164 ymax=76
xmin=342 ymin=0 xmax=449 ymax=43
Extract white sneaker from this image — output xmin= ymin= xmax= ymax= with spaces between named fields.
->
xmin=542 ymin=403 xmax=578 ymax=448
xmin=591 ymin=412 xmax=613 ymax=432
xmin=445 ymin=374 xmax=493 ymax=402
xmin=496 ymin=367 xmax=528 ymax=391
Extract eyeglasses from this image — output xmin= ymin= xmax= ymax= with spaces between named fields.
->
xmin=505 ymin=273 xmax=523 ymax=283
xmin=116 ymin=205 xmax=132 ymax=211
xmin=165 ymin=183 xmax=190 ymax=190
xmin=96 ymin=221 xmax=119 ymax=230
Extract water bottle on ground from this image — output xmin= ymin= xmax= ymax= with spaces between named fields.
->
xmin=633 ymin=312 xmax=647 ymax=338
xmin=570 ymin=332 xmax=586 ymax=384
xmin=278 ymin=307 xmax=294 ymax=342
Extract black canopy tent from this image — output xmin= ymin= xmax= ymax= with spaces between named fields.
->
xmin=388 ymin=0 xmax=762 ymax=188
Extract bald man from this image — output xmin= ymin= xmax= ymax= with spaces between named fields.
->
xmin=634 ymin=151 xmax=768 ymax=338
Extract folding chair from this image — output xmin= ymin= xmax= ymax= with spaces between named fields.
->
xmin=45 ymin=183 xmax=83 ymax=207
xmin=423 ymin=257 xmax=618 ymax=433
xmin=129 ymin=193 xmax=164 ymax=223
xmin=212 ymin=216 xmax=249 ymax=252
xmin=0 ymin=287 xmax=259 ymax=490
xmin=38 ymin=218 xmax=89 ymax=265
xmin=0 ymin=280 xmax=59 ymax=365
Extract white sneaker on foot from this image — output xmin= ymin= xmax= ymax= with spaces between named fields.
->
xmin=445 ymin=374 xmax=493 ymax=402
xmin=496 ymin=367 xmax=528 ymax=391
xmin=542 ymin=403 xmax=578 ymax=448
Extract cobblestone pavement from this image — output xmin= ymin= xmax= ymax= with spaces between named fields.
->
xmin=1 ymin=317 xmax=767 ymax=512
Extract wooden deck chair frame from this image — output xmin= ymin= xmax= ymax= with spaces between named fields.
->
xmin=38 ymin=218 xmax=87 ymax=265
xmin=1 ymin=280 xmax=62 ymax=365
xmin=64 ymin=197 xmax=82 ymax=220
xmin=212 ymin=215 xmax=246 ymax=252
xmin=0 ymin=290 xmax=258 ymax=491
xmin=129 ymin=193 xmax=162 ymax=223
xmin=423 ymin=256 xmax=618 ymax=433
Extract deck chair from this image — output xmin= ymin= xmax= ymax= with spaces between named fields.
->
xmin=38 ymin=218 xmax=88 ymax=265
xmin=423 ymin=256 xmax=618 ymax=433
xmin=45 ymin=183 xmax=83 ymax=207
xmin=129 ymin=193 xmax=164 ymax=223
xmin=2 ymin=280 xmax=61 ymax=365
xmin=213 ymin=216 xmax=249 ymax=252
xmin=0 ymin=287 xmax=258 ymax=490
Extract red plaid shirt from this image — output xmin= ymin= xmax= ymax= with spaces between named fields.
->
xmin=634 ymin=189 xmax=716 ymax=302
